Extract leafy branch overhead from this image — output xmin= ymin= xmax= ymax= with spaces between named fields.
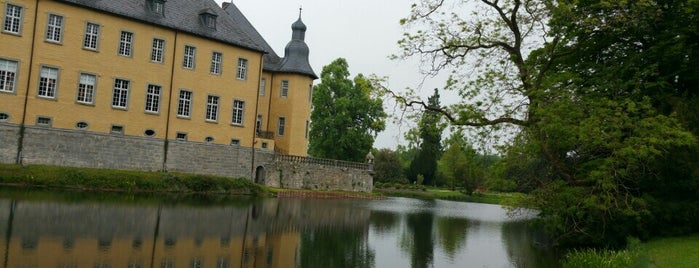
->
xmin=391 ymin=0 xmax=699 ymax=248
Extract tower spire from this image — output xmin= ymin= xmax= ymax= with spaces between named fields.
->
xmin=299 ymin=6 xmax=302 ymax=19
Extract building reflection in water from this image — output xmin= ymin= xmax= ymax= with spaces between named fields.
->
xmin=0 ymin=198 xmax=371 ymax=268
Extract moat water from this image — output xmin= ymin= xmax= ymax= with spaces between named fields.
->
xmin=0 ymin=189 xmax=560 ymax=267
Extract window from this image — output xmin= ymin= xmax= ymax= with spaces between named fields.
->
xmin=200 ymin=12 xmax=217 ymax=29
xmin=177 ymin=90 xmax=192 ymax=117
xmin=277 ymin=117 xmax=286 ymax=136
xmin=76 ymin=121 xmax=88 ymax=129
xmin=308 ymin=84 xmax=313 ymax=102
xmin=0 ymin=59 xmax=18 ymax=93
xmin=255 ymin=115 xmax=263 ymax=134
xmin=150 ymin=38 xmax=165 ymax=63
xmin=176 ymin=132 xmax=187 ymax=141
xmin=231 ymin=100 xmax=245 ymax=125
xmin=77 ymin=73 xmax=96 ymax=104
xmin=280 ymin=80 xmax=289 ymax=98
xmin=112 ymin=78 xmax=130 ymax=108
xmin=36 ymin=116 xmax=51 ymax=126
xmin=259 ymin=78 xmax=266 ymax=96
xmin=144 ymin=129 xmax=155 ymax=136
xmin=3 ymin=4 xmax=22 ymax=34
xmin=83 ymin=22 xmax=100 ymax=50
xmin=38 ymin=66 xmax=58 ymax=98
xmin=236 ymin=58 xmax=247 ymax=80
xmin=183 ymin=45 xmax=196 ymax=69
xmin=261 ymin=142 xmax=268 ymax=149
xmin=149 ymin=0 xmax=165 ymax=15
xmin=118 ymin=31 xmax=134 ymax=57
xmin=45 ymin=14 xmax=63 ymax=43
xmin=111 ymin=125 xmax=124 ymax=134
xmin=206 ymin=95 xmax=219 ymax=121
xmin=0 ymin=112 xmax=9 ymax=121
xmin=305 ymin=120 xmax=310 ymax=139
xmin=230 ymin=139 xmax=240 ymax=146
xmin=145 ymin=84 xmax=161 ymax=113
xmin=210 ymin=52 xmax=222 ymax=75
xmin=205 ymin=136 xmax=214 ymax=143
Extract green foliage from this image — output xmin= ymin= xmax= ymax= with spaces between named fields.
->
xmin=397 ymin=0 xmax=699 ymax=248
xmin=563 ymin=238 xmax=648 ymax=268
xmin=372 ymin=148 xmax=407 ymax=183
xmin=437 ymin=131 xmax=485 ymax=194
xmin=0 ymin=164 xmax=267 ymax=196
xmin=309 ymin=58 xmax=387 ymax=162
xmin=408 ymin=89 xmax=444 ymax=185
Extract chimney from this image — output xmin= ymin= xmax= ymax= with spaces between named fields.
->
xmin=222 ymin=2 xmax=231 ymax=9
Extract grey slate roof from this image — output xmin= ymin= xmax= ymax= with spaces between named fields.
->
xmin=222 ymin=3 xmax=317 ymax=79
xmin=55 ymin=0 xmax=266 ymax=52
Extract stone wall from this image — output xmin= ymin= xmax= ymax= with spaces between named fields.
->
xmin=7 ymin=126 xmax=371 ymax=191
xmin=263 ymin=161 xmax=373 ymax=192
xmin=21 ymin=126 xmax=164 ymax=171
xmin=165 ymin=141 xmax=274 ymax=179
xmin=0 ymin=123 xmax=20 ymax=164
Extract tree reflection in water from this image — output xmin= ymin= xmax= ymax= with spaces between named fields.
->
xmin=0 ymin=190 xmax=560 ymax=267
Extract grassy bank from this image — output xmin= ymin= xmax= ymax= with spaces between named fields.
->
xmin=562 ymin=235 xmax=699 ymax=268
xmin=0 ymin=164 xmax=269 ymax=196
xmin=374 ymin=184 xmax=524 ymax=206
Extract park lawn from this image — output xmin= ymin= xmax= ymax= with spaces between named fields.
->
xmin=646 ymin=234 xmax=699 ymax=268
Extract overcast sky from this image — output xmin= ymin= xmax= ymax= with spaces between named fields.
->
xmin=215 ymin=0 xmax=451 ymax=149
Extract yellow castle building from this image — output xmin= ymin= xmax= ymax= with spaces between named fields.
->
xmin=0 ymin=0 xmax=318 ymax=176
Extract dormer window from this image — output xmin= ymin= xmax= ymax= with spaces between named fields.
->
xmin=199 ymin=9 xmax=218 ymax=30
xmin=148 ymin=0 xmax=166 ymax=16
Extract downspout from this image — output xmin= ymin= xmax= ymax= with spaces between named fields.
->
xmin=250 ymin=53 xmax=265 ymax=180
xmin=162 ymin=32 xmax=178 ymax=172
xmin=16 ymin=0 xmax=41 ymax=164
xmin=266 ymin=75 xmax=274 ymax=152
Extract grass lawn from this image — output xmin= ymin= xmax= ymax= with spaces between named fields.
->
xmin=374 ymin=186 xmax=525 ymax=206
xmin=646 ymin=234 xmax=699 ymax=268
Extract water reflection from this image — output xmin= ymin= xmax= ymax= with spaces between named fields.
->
xmin=0 ymin=192 xmax=558 ymax=267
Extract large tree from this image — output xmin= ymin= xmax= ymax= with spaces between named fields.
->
xmin=408 ymin=89 xmax=444 ymax=185
xmin=309 ymin=58 xmax=386 ymax=162
xmin=394 ymin=0 xmax=697 ymax=247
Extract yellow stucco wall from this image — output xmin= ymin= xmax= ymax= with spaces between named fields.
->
xmin=268 ymin=73 xmax=313 ymax=156
xmin=167 ymin=34 xmax=262 ymax=147
xmin=0 ymin=0 xmax=315 ymax=158
xmin=0 ymin=0 xmax=36 ymax=125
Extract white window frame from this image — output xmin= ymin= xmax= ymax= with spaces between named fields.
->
xmin=83 ymin=22 xmax=100 ymax=50
xmin=259 ymin=78 xmax=266 ymax=96
xmin=150 ymin=38 xmax=165 ymax=63
xmin=76 ymin=73 xmax=96 ymax=104
xmin=45 ymin=14 xmax=63 ymax=43
xmin=280 ymin=80 xmax=289 ymax=98
xmin=38 ymin=66 xmax=59 ymax=98
xmin=118 ymin=31 xmax=134 ymax=57
xmin=236 ymin=58 xmax=247 ymax=80
xmin=3 ymin=4 xmax=23 ymax=34
xmin=206 ymin=95 xmax=219 ymax=122
xmin=183 ymin=45 xmax=196 ymax=69
xmin=145 ymin=84 xmax=161 ymax=113
xmin=177 ymin=90 xmax=192 ymax=117
xmin=277 ymin=117 xmax=286 ymax=136
xmin=231 ymin=99 xmax=245 ymax=126
xmin=210 ymin=51 xmax=222 ymax=75
xmin=0 ymin=58 xmax=18 ymax=93
xmin=112 ymin=78 xmax=130 ymax=109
